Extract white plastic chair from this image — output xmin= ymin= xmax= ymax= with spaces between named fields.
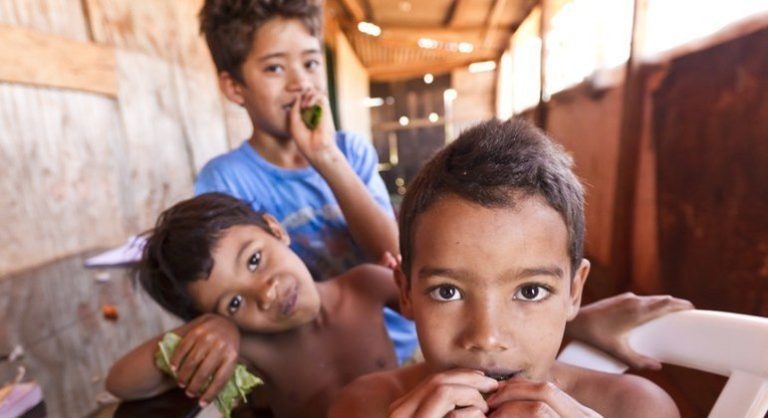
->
xmin=558 ymin=310 xmax=768 ymax=418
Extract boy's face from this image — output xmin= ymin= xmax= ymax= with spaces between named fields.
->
xmin=221 ymin=17 xmax=326 ymax=140
xmin=188 ymin=219 xmax=321 ymax=333
xmin=399 ymin=194 xmax=589 ymax=382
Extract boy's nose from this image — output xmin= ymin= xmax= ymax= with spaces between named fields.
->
xmin=256 ymin=277 xmax=278 ymax=310
xmin=286 ymin=72 xmax=313 ymax=93
xmin=459 ymin=303 xmax=509 ymax=352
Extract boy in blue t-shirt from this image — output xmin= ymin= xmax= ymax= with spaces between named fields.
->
xmin=194 ymin=0 xmax=418 ymax=363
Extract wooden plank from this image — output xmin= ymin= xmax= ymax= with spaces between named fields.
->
xmin=609 ymin=0 xmax=648 ymax=290
xmin=0 ymin=24 xmax=117 ymax=96
xmin=0 ymin=256 xmax=181 ymax=416
xmin=368 ymin=51 xmax=497 ymax=81
xmin=0 ymin=84 xmax=127 ymax=276
xmin=481 ymin=0 xmax=509 ymax=49
xmin=448 ymin=0 xmax=494 ymax=28
xmin=338 ymin=0 xmax=368 ymax=22
xmin=0 ymin=0 xmax=90 ymax=41
xmin=84 ymin=0 xmax=213 ymax=69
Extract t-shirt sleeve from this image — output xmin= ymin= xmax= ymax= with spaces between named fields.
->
xmin=194 ymin=162 xmax=229 ymax=196
xmin=340 ymin=132 xmax=395 ymax=218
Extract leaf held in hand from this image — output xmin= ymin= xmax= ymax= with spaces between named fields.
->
xmin=301 ymin=104 xmax=322 ymax=130
xmin=155 ymin=332 xmax=263 ymax=418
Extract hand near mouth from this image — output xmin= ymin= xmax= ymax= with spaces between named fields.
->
xmin=288 ymin=89 xmax=340 ymax=168
xmin=388 ymin=368 xmax=499 ymax=418
xmin=484 ymin=378 xmax=602 ymax=418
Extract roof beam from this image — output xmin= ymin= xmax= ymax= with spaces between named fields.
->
xmin=482 ymin=0 xmax=510 ymax=49
xmin=368 ymin=51 xmax=498 ymax=81
xmin=337 ymin=0 xmax=368 ymax=22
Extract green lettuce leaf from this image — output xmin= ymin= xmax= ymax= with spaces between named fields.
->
xmin=301 ymin=104 xmax=322 ymax=130
xmin=155 ymin=332 xmax=263 ymax=418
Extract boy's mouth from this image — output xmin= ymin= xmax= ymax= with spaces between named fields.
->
xmin=279 ymin=283 xmax=298 ymax=317
xmin=482 ymin=370 xmax=520 ymax=382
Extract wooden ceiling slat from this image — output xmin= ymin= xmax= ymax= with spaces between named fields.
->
xmin=334 ymin=0 xmax=533 ymax=80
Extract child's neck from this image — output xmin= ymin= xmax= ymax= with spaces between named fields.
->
xmin=249 ymin=130 xmax=309 ymax=169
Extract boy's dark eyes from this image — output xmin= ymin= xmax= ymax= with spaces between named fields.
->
xmin=514 ymin=284 xmax=551 ymax=302
xmin=247 ymin=251 xmax=262 ymax=272
xmin=227 ymin=294 xmax=243 ymax=315
xmin=428 ymin=285 xmax=462 ymax=302
xmin=305 ymin=59 xmax=320 ymax=70
xmin=265 ymin=64 xmax=284 ymax=73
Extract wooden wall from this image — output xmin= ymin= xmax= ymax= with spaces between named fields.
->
xmin=0 ymin=0 xmax=246 ymax=277
xmin=546 ymin=82 xmax=624 ymax=284
xmin=532 ymin=22 xmax=768 ymax=417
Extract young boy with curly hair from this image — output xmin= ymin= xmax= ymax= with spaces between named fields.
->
xmin=329 ymin=119 xmax=682 ymax=418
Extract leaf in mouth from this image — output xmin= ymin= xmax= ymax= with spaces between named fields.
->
xmin=301 ymin=104 xmax=322 ymax=130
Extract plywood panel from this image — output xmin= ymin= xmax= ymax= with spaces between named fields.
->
xmin=546 ymin=85 xmax=624 ymax=272
xmin=335 ymin=30 xmax=372 ymax=139
xmin=0 ymin=0 xmax=89 ymax=40
xmin=655 ymin=27 xmax=768 ymax=314
xmin=653 ymin=27 xmax=768 ymax=416
xmin=0 ymin=256 xmax=181 ymax=417
xmin=451 ymin=67 xmax=495 ymax=134
xmin=0 ymin=24 xmax=117 ymax=96
xmin=115 ymin=51 xmax=197 ymax=230
xmin=85 ymin=0 xmax=212 ymax=68
xmin=0 ymin=83 xmax=127 ymax=277
xmin=87 ymin=0 xmax=240 ymax=157
xmin=171 ymin=63 xmax=231 ymax=172
xmin=222 ymin=100 xmax=253 ymax=149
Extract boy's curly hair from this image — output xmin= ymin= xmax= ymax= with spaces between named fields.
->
xmin=398 ymin=118 xmax=586 ymax=282
xmin=199 ymin=0 xmax=323 ymax=82
xmin=137 ymin=193 xmax=271 ymax=320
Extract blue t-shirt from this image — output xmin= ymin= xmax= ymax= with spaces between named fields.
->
xmin=195 ymin=131 xmax=418 ymax=363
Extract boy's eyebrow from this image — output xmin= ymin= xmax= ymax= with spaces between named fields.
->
xmin=417 ymin=265 xmax=564 ymax=281
xmin=518 ymin=266 xmax=564 ymax=280
xmin=258 ymin=48 xmax=322 ymax=62
xmin=235 ymin=239 xmax=254 ymax=267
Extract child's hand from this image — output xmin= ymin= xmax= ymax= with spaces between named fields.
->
xmin=567 ymin=292 xmax=694 ymax=370
xmin=388 ymin=369 xmax=498 ymax=418
xmin=486 ymin=379 xmax=602 ymax=417
xmin=379 ymin=251 xmax=402 ymax=271
xmin=170 ymin=314 xmax=241 ymax=405
xmin=288 ymin=88 xmax=339 ymax=168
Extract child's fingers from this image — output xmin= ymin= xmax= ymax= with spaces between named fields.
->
xmin=445 ymin=406 xmax=488 ymax=418
xmin=176 ymin=344 xmax=210 ymax=388
xmin=407 ymin=384 xmax=489 ymax=418
xmin=288 ymin=98 xmax=308 ymax=136
xmin=488 ymin=400 xmax=557 ymax=417
xmin=486 ymin=379 xmax=598 ymax=417
xmin=184 ymin=346 xmax=221 ymax=397
xmin=199 ymin=352 xmax=238 ymax=405
xmin=170 ymin=332 xmax=200 ymax=375
xmin=390 ymin=370 xmax=498 ymax=418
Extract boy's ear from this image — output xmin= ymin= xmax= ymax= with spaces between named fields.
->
xmin=261 ymin=214 xmax=290 ymax=245
xmin=567 ymin=258 xmax=590 ymax=321
xmin=219 ymin=71 xmax=246 ymax=106
xmin=394 ymin=267 xmax=414 ymax=320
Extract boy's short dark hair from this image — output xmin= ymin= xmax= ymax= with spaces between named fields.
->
xmin=199 ymin=0 xmax=323 ymax=82
xmin=398 ymin=118 xmax=586 ymax=281
xmin=138 ymin=192 xmax=271 ymax=320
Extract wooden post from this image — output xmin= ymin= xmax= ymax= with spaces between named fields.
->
xmin=610 ymin=0 xmax=648 ymax=291
xmin=535 ymin=0 xmax=548 ymax=129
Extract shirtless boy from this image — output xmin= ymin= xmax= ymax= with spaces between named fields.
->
xmin=329 ymin=119 xmax=681 ymax=418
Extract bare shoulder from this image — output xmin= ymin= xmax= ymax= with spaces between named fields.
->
xmin=557 ymin=362 xmax=680 ymax=418
xmin=329 ymin=365 xmax=418 ymax=418
xmin=336 ymin=263 xmax=398 ymax=305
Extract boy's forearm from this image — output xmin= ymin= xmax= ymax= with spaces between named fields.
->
xmin=314 ymin=152 xmax=399 ymax=260
xmin=105 ymin=334 xmax=173 ymax=399
xmin=105 ymin=318 xmax=211 ymax=399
